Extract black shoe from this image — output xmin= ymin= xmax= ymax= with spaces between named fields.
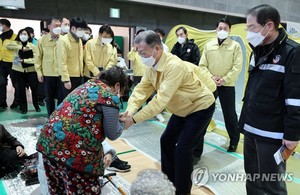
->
xmin=10 ymin=102 xmax=19 ymax=109
xmin=35 ymin=107 xmax=41 ymax=112
xmin=114 ymin=156 xmax=128 ymax=165
xmin=227 ymin=145 xmax=237 ymax=152
xmin=107 ymin=158 xmax=131 ymax=172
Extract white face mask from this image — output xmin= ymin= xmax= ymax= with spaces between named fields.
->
xmin=19 ymin=35 xmax=29 ymax=42
xmin=217 ymin=30 xmax=229 ymax=40
xmin=0 ymin=25 xmax=3 ymax=32
xmin=101 ymin=38 xmax=113 ymax=44
xmin=82 ymin=33 xmax=90 ymax=41
xmin=246 ymin=24 xmax=269 ymax=47
xmin=61 ymin=25 xmax=70 ymax=33
xmin=177 ymin=36 xmax=186 ymax=44
xmin=52 ymin=27 xmax=62 ymax=35
xmin=76 ymin=30 xmax=85 ymax=38
xmin=141 ymin=50 xmax=156 ymax=68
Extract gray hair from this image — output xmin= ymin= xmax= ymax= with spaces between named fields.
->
xmin=134 ymin=30 xmax=163 ymax=49
xmin=130 ymin=169 xmax=176 ymax=195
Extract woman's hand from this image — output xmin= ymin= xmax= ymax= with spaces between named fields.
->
xmin=16 ymin=146 xmax=26 ymax=157
xmin=103 ymin=153 xmax=113 ymax=168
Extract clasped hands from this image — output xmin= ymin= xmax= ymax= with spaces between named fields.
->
xmin=119 ymin=111 xmax=135 ymax=130
xmin=212 ymin=76 xmax=226 ymax=86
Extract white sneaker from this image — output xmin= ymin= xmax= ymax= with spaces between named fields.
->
xmin=156 ymin=113 xmax=165 ymax=123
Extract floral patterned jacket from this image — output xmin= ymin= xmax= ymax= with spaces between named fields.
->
xmin=36 ymin=79 xmax=119 ymax=176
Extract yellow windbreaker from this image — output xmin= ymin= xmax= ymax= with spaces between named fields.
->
xmin=127 ymin=47 xmax=146 ymax=77
xmin=199 ymin=38 xmax=242 ymax=86
xmin=57 ymin=33 xmax=83 ymax=82
xmin=84 ymin=38 xmax=117 ymax=78
xmin=35 ymin=34 xmax=60 ymax=77
xmin=127 ymin=52 xmax=215 ymax=123
xmin=0 ymin=33 xmax=17 ymax=62
xmin=6 ymin=41 xmax=36 ymax=73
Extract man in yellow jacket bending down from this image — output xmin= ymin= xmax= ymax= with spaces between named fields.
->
xmin=199 ymin=18 xmax=243 ymax=152
xmin=120 ymin=30 xmax=215 ymax=195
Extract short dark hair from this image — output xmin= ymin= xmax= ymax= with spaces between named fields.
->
xmin=15 ymin=28 xmax=33 ymax=42
xmin=70 ymin=17 xmax=87 ymax=29
xmin=41 ymin=28 xmax=50 ymax=33
xmin=86 ymin=26 xmax=92 ymax=33
xmin=216 ymin=18 xmax=231 ymax=29
xmin=25 ymin=27 xmax=34 ymax=34
xmin=154 ymin=28 xmax=166 ymax=37
xmin=47 ymin=17 xmax=60 ymax=26
xmin=175 ymin=26 xmax=187 ymax=35
xmin=0 ymin=19 xmax=11 ymax=28
xmin=99 ymin=66 xmax=128 ymax=93
xmin=99 ymin=24 xmax=113 ymax=34
xmin=247 ymin=4 xmax=280 ymax=30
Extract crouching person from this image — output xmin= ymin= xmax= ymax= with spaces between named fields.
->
xmin=36 ymin=66 xmax=128 ymax=194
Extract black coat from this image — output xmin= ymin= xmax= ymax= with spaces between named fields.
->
xmin=238 ymin=29 xmax=300 ymax=141
xmin=171 ymin=39 xmax=200 ymax=65
xmin=0 ymin=124 xmax=24 ymax=149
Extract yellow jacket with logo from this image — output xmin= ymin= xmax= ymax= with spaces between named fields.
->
xmin=57 ymin=33 xmax=83 ymax=82
xmin=84 ymin=38 xmax=117 ymax=78
xmin=127 ymin=52 xmax=215 ymax=123
xmin=0 ymin=33 xmax=17 ymax=62
xmin=6 ymin=41 xmax=36 ymax=73
xmin=199 ymin=38 xmax=242 ymax=86
xmin=127 ymin=47 xmax=146 ymax=77
xmin=35 ymin=34 xmax=60 ymax=77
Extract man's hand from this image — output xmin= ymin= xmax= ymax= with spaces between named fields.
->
xmin=217 ymin=78 xmax=226 ymax=86
xmin=64 ymin=81 xmax=72 ymax=90
xmin=119 ymin=111 xmax=135 ymax=130
xmin=282 ymin=139 xmax=299 ymax=150
xmin=212 ymin=76 xmax=220 ymax=85
xmin=103 ymin=153 xmax=113 ymax=168
xmin=38 ymin=75 xmax=44 ymax=83
xmin=16 ymin=146 xmax=26 ymax=157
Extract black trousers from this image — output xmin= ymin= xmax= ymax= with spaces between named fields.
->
xmin=44 ymin=76 xmax=63 ymax=116
xmin=161 ymin=103 xmax=215 ymax=194
xmin=0 ymin=61 xmax=18 ymax=105
xmin=244 ymin=132 xmax=287 ymax=195
xmin=215 ymin=86 xmax=239 ymax=146
xmin=61 ymin=77 xmax=83 ymax=99
xmin=12 ymin=70 xmax=39 ymax=112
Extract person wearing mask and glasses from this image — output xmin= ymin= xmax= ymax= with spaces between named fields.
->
xmin=57 ymin=17 xmax=87 ymax=98
xmin=35 ymin=17 xmax=63 ymax=117
xmin=120 ymin=30 xmax=215 ymax=195
xmin=239 ymin=4 xmax=300 ymax=194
